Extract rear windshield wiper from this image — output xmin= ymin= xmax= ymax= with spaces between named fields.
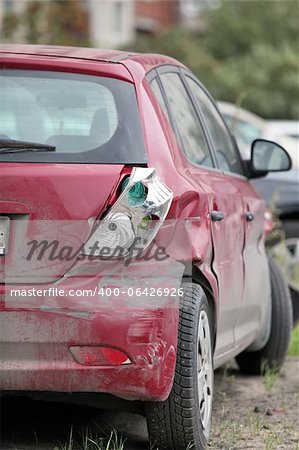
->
xmin=0 ymin=139 xmax=56 ymax=154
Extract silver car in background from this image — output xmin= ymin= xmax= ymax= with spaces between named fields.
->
xmin=218 ymin=101 xmax=299 ymax=325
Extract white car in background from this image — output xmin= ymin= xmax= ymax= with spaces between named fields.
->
xmin=218 ymin=102 xmax=299 ymax=168
xmin=267 ymin=120 xmax=299 ymax=141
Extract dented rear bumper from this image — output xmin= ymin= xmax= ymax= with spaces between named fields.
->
xmin=0 ymin=256 xmax=184 ymax=401
xmin=0 ymin=304 xmax=179 ymax=401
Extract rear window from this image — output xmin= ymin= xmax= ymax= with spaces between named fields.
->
xmin=0 ymin=70 xmax=146 ymax=164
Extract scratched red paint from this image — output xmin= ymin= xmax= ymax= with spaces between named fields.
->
xmin=0 ymin=44 xmax=271 ymax=401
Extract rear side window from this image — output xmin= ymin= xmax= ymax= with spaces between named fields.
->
xmin=149 ymin=77 xmax=170 ymax=122
xmin=159 ymin=72 xmax=213 ymax=168
xmin=0 ymin=70 xmax=146 ymax=164
xmin=186 ymin=77 xmax=242 ymax=174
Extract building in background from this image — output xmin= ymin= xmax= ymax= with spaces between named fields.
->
xmin=135 ymin=0 xmax=208 ymax=35
xmin=0 ymin=0 xmax=25 ymax=24
xmin=0 ymin=0 xmax=136 ymax=48
xmin=135 ymin=0 xmax=180 ymax=34
xmin=0 ymin=0 xmax=24 ymax=31
xmin=88 ymin=0 xmax=135 ymax=48
xmin=0 ymin=0 xmax=202 ymax=47
xmin=179 ymin=0 xmax=210 ymax=31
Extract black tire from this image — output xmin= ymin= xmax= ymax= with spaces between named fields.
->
xmin=236 ymin=256 xmax=293 ymax=375
xmin=290 ymin=287 xmax=299 ymax=327
xmin=146 ymin=283 xmax=214 ymax=450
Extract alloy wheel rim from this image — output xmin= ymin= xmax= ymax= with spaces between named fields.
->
xmin=197 ymin=310 xmax=213 ymax=438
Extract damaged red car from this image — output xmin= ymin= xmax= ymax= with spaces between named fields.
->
xmin=0 ymin=44 xmax=293 ymax=450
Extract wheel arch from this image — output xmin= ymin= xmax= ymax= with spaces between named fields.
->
xmin=184 ymin=264 xmax=217 ymax=349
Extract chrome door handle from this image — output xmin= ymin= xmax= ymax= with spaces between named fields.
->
xmin=246 ymin=212 xmax=255 ymax=222
xmin=211 ymin=210 xmax=225 ymax=222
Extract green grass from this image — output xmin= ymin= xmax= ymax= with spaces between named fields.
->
xmin=289 ymin=324 xmax=299 ymax=356
xmin=55 ymin=429 xmax=125 ymax=450
xmin=264 ymin=427 xmax=282 ymax=450
xmin=262 ymin=360 xmax=279 ymax=390
xmin=56 ymin=428 xmax=199 ymax=449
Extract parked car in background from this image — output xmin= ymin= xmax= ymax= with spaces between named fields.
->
xmin=254 ymin=168 xmax=299 ymax=325
xmin=253 ymin=168 xmax=299 ymax=239
xmin=0 ymin=45 xmax=293 ymax=450
xmin=267 ymin=120 xmax=299 ymax=141
xmin=218 ymin=102 xmax=299 ymax=239
xmin=218 ymin=102 xmax=299 ymax=168
xmin=219 ymin=101 xmax=299 ymax=325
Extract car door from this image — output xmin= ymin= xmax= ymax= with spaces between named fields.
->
xmin=184 ymin=72 xmax=267 ymax=351
xmin=153 ymin=66 xmax=245 ymax=357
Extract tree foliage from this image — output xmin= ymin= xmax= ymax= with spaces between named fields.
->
xmin=130 ymin=27 xmax=218 ymax=80
xmin=203 ymin=0 xmax=299 ymax=60
xmin=130 ymin=1 xmax=299 ymax=119
xmin=1 ymin=0 xmax=90 ymax=46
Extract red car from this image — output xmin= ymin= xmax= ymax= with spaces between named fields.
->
xmin=0 ymin=45 xmax=293 ymax=450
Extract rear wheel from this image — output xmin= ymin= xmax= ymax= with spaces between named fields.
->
xmin=146 ymin=283 xmax=214 ymax=450
xmin=236 ymin=256 xmax=293 ymax=375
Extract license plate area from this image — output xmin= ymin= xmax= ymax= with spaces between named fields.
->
xmin=0 ymin=216 xmax=10 ymax=255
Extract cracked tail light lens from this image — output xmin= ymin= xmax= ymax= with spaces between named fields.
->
xmin=69 ymin=346 xmax=131 ymax=366
xmin=82 ymin=168 xmax=173 ymax=257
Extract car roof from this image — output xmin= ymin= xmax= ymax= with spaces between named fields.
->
xmin=0 ymin=44 xmax=181 ymax=72
xmin=0 ymin=44 xmax=134 ymax=62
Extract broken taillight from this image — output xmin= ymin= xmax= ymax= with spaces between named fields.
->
xmin=82 ymin=167 xmax=173 ymax=258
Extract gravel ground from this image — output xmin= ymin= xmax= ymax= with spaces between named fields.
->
xmin=209 ymin=357 xmax=299 ymax=450
xmin=1 ymin=357 xmax=298 ymax=450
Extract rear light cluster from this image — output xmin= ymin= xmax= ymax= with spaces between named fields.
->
xmin=83 ymin=168 xmax=173 ymax=258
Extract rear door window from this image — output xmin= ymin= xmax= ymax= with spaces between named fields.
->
xmin=159 ymin=72 xmax=214 ymax=168
xmin=186 ymin=76 xmax=243 ymax=175
xmin=0 ymin=70 xmax=146 ymax=164
xmin=149 ymin=77 xmax=171 ymax=122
